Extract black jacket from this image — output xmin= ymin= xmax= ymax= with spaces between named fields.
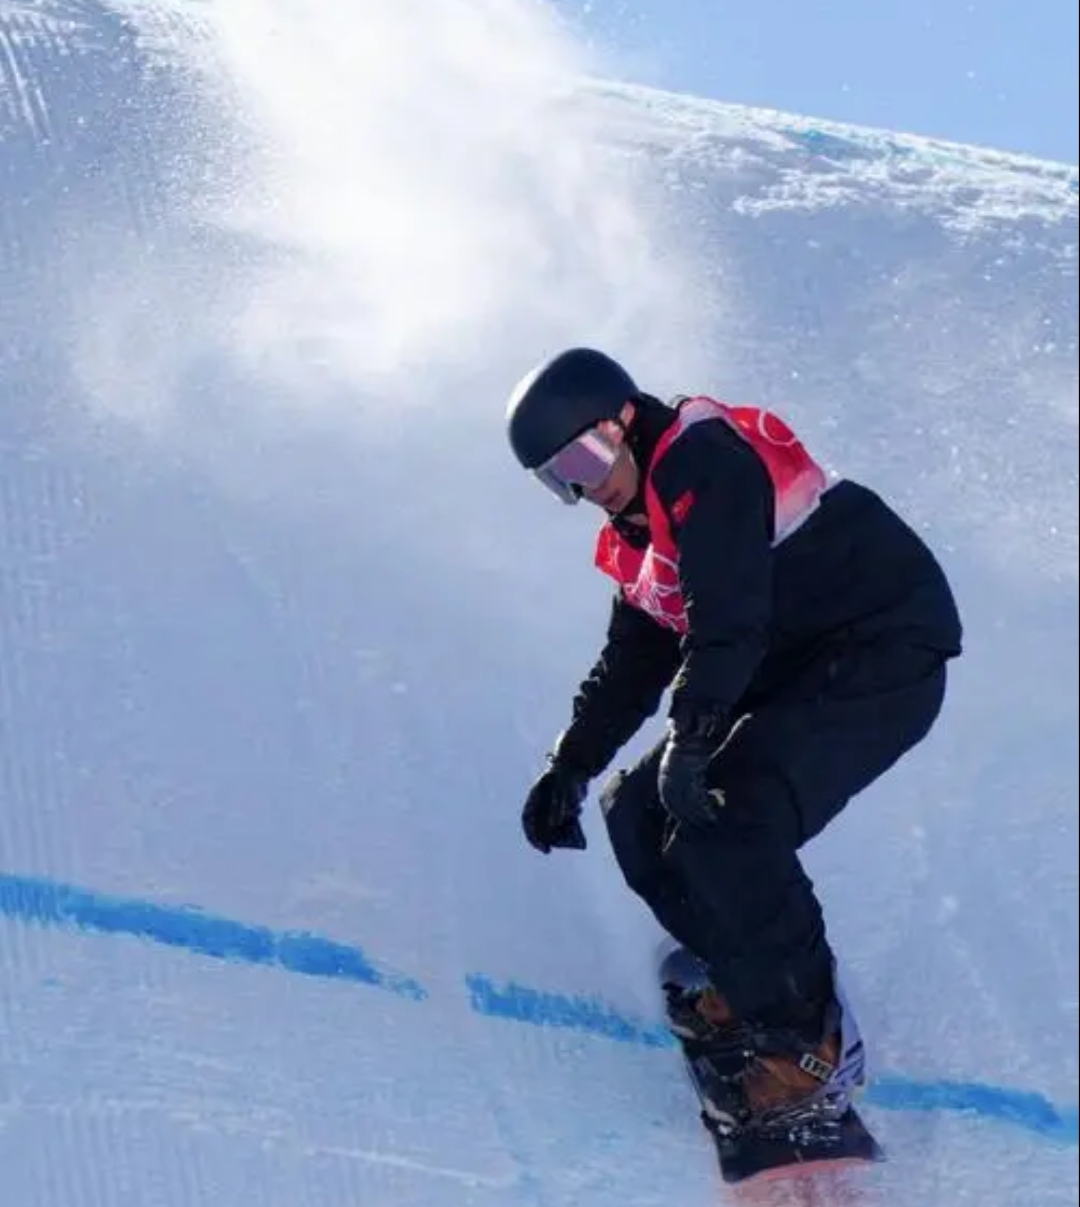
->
xmin=554 ymin=398 xmax=963 ymax=780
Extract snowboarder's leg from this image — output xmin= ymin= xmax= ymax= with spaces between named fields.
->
xmin=601 ymin=743 xmax=751 ymax=1070
xmin=665 ymin=641 xmax=949 ymax=1126
xmin=600 ymin=741 xmax=710 ymax=960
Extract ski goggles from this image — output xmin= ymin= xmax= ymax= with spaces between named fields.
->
xmin=534 ymin=426 xmax=620 ymax=504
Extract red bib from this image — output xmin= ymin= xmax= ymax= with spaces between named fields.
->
xmin=594 ymin=396 xmax=827 ymax=633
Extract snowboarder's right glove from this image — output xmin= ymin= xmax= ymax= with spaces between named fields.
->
xmin=521 ymin=759 xmax=589 ymax=854
xmin=658 ymin=710 xmax=726 ymax=829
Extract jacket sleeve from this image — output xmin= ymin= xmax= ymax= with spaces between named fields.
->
xmin=553 ymin=593 xmax=681 ymax=779
xmin=651 ymin=421 xmax=774 ymax=729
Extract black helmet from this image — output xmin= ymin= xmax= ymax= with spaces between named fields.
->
xmin=506 ymin=347 xmax=638 ymax=469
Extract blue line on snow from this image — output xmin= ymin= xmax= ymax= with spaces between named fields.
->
xmin=2 ymin=872 xmax=1074 ymax=1144
xmin=867 ymin=1074 xmax=1079 ymax=1146
xmin=467 ymin=975 xmax=1079 ymax=1146
xmin=0 ymin=872 xmax=426 ymax=1000
xmin=465 ymin=973 xmax=675 ymax=1048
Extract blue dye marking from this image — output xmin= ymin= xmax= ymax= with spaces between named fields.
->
xmin=468 ymin=974 xmax=1078 ymax=1146
xmin=0 ymin=872 xmax=426 ymax=1000
xmin=2 ymin=871 xmax=1075 ymax=1143
xmin=866 ymin=1074 xmax=1079 ymax=1145
xmin=466 ymin=974 xmax=674 ymax=1049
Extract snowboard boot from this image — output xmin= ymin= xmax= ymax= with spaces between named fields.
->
xmin=738 ymin=979 xmax=866 ymax=1138
xmin=663 ymin=982 xmax=755 ymax=1135
xmin=665 ymin=982 xmax=730 ymax=1035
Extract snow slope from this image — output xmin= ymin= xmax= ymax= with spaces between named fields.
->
xmin=0 ymin=2 xmax=1076 ymax=1205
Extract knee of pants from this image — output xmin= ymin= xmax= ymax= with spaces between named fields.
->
xmin=705 ymin=751 xmax=802 ymax=851
xmin=600 ymin=766 xmax=668 ymax=896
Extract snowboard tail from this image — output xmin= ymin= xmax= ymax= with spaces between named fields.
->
xmin=706 ymin=1099 xmax=884 ymax=1184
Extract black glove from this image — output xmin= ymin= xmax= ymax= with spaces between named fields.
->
xmin=657 ymin=712 xmax=726 ymax=828
xmin=521 ymin=760 xmax=589 ymax=854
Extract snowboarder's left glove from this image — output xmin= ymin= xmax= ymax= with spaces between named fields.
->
xmin=521 ymin=759 xmax=589 ymax=854
xmin=658 ymin=711 xmax=726 ymax=828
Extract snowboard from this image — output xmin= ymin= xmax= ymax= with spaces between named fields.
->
xmin=658 ymin=943 xmax=886 ymax=1185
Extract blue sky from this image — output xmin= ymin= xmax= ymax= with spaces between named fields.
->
xmin=555 ymin=0 xmax=1079 ymax=164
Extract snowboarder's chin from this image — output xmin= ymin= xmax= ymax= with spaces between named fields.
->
xmin=597 ymin=488 xmax=624 ymax=513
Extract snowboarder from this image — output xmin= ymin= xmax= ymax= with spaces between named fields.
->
xmin=506 ymin=347 xmax=962 ymax=1138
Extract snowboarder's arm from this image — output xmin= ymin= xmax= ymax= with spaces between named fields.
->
xmin=655 ymin=423 xmax=774 ymax=734
xmin=553 ymin=595 xmax=681 ymax=779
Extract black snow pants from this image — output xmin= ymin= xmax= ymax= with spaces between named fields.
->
xmin=601 ymin=640 xmax=949 ymax=1027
